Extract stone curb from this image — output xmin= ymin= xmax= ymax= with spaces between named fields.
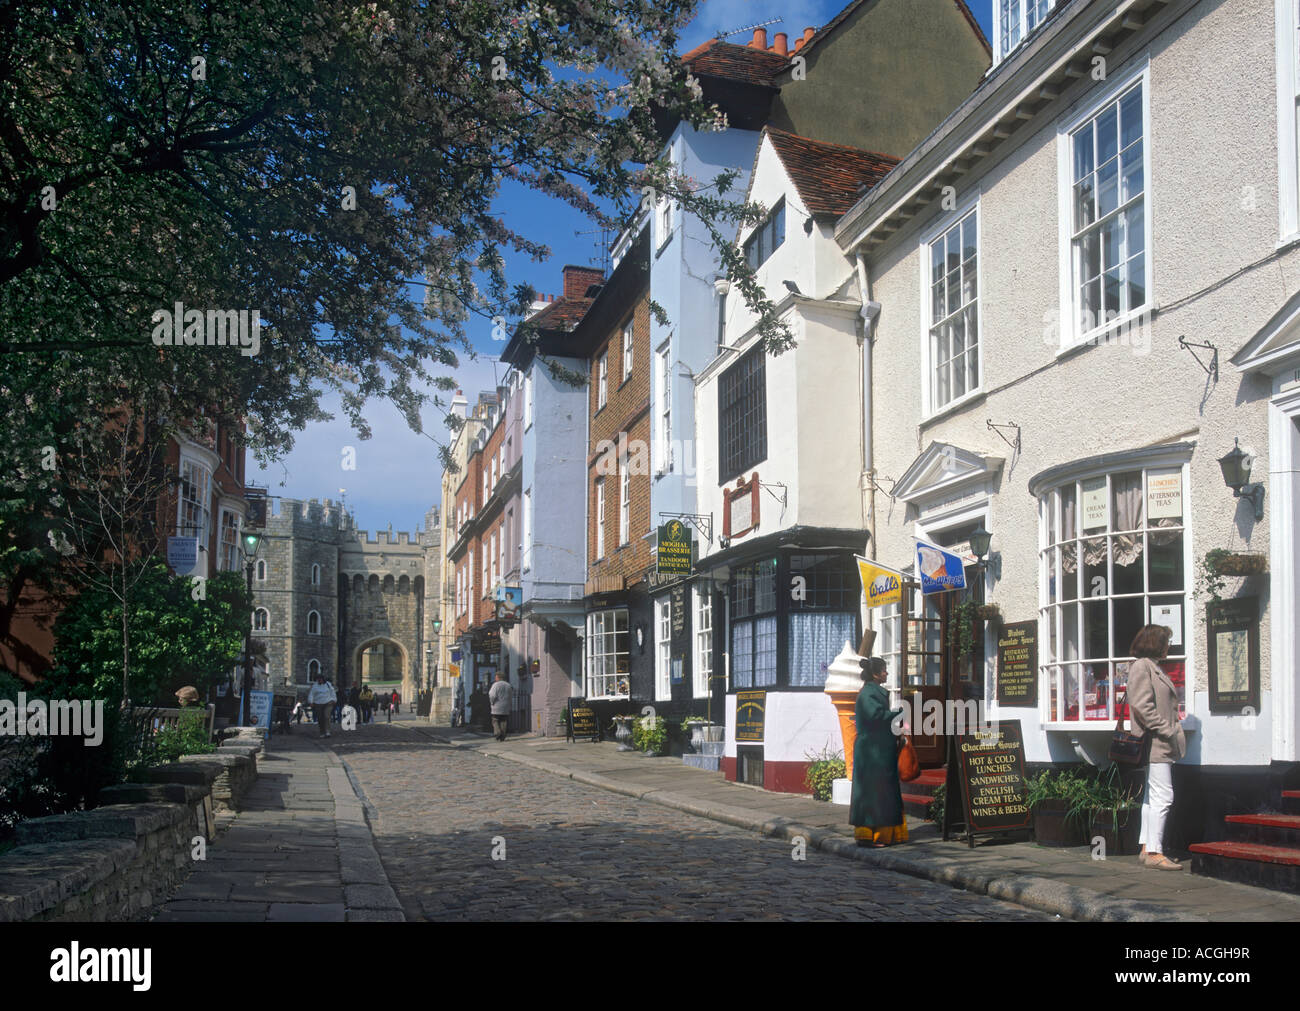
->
xmin=487 ymin=750 xmax=1202 ymax=924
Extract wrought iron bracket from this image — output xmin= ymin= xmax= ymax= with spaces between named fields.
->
xmin=1178 ymin=335 xmax=1218 ymax=380
xmin=657 ymin=511 xmax=713 ymax=547
xmin=986 ymin=419 xmax=1022 ymax=453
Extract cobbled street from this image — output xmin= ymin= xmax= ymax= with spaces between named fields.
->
xmin=330 ymin=723 xmax=1054 ymax=922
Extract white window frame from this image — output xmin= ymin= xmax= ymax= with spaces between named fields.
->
xmin=253 ymin=607 xmax=269 ymax=631
xmin=522 ymin=488 xmax=532 ymax=573
xmin=1035 ymin=452 xmax=1194 ymax=729
xmin=597 ymin=352 xmax=608 ymax=410
xmin=491 ymin=457 xmax=498 ymax=491
xmin=308 ymin=610 xmax=321 ymax=636
xmin=585 ymin=608 xmax=630 ymax=699
xmin=482 ymin=547 xmax=489 ymax=599
xmin=1055 ymin=61 xmax=1153 ymax=351
xmin=654 ymin=597 xmax=672 ymax=701
xmin=595 ymin=478 xmax=606 ymax=559
xmin=177 ymin=455 xmax=212 ymax=547
xmin=524 ymin=370 xmax=534 ymax=430
xmin=657 ymin=342 xmax=673 ymax=474
xmin=919 ymin=195 xmax=982 ymax=420
xmin=622 ymin=319 xmax=634 ymax=383
xmin=619 ymin=453 xmax=630 ymax=546
xmin=219 ymin=508 xmax=241 ymax=572
xmin=993 ymin=0 xmax=1056 ymax=66
xmin=490 ymin=531 xmax=498 ymax=585
xmin=692 ymin=583 xmax=712 ymax=699
xmin=1276 ymin=0 xmax=1300 ymax=244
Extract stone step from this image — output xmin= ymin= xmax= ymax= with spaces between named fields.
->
xmin=1189 ymin=840 xmax=1300 ymax=895
xmin=682 ymin=755 xmax=721 ymax=772
xmin=696 ymin=741 xmax=724 ymax=757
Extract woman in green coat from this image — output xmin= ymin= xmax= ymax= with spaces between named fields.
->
xmin=851 ymin=657 xmax=908 ymax=847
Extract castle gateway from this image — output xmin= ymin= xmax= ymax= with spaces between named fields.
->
xmin=248 ymin=497 xmax=442 ymax=701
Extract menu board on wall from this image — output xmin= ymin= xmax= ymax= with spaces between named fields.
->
xmin=995 ymin=622 xmax=1038 ymax=707
xmin=735 ymin=690 xmax=766 ymax=742
xmin=1207 ymin=597 xmax=1260 ymax=714
xmin=944 ymin=720 xmax=1032 ymax=847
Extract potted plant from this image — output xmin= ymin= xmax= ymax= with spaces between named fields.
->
xmin=1025 ymin=768 xmax=1092 ymax=847
xmin=632 ymin=714 xmax=667 ymax=756
xmin=611 ymin=714 xmax=635 ymax=751
xmin=975 ymin=602 xmax=1001 ymax=622
xmin=803 ymin=745 xmax=846 ymax=801
xmin=1088 ymin=766 xmax=1143 ymax=856
xmin=683 ymin=717 xmax=707 ymax=752
xmin=1200 ymin=548 xmax=1269 ymax=602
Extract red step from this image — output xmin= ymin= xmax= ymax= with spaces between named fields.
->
xmin=902 ymin=792 xmax=935 ymax=819
xmin=1283 ymin=791 xmax=1300 ymax=798
xmin=1188 ymin=841 xmax=1300 ymax=866
xmin=1225 ymin=813 xmax=1300 ymax=830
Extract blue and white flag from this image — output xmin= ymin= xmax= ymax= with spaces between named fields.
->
xmin=915 ymin=539 xmax=967 ymax=595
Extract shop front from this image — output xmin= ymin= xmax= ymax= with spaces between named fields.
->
xmin=580 ymin=584 xmax=653 ymax=729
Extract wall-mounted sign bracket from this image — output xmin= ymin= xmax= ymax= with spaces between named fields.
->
xmin=986 ymin=420 xmax=1022 ymax=454
xmin=658 ymin=511 xmax=712 ymax=548
xmin=1178 ymin=335 xmax=1218 ymax=380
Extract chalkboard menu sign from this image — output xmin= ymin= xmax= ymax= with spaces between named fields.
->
xmin=996 ymin=622 xmax=1038 ymax=706
xmin=1207 ymin=596 xmax=1260 ymax=714
xmin=735 ymin=690 xmax=766 ymax=742
xmin=944 ymin=719 xmax=1032 ymax=848
xmin=565 ymin=697 xmax=602 ymax=743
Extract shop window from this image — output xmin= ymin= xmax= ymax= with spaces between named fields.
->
xmin=730 ymin=560 xmax=778 ymax=688
xmin=788 ymin=554 xmax=859 ymax=687
xmin=693 ymin=584 xmax=713 ymax=699
xmin=654 ymin=598 xmax=671 ymax=701
xmin=585 ymin=609 xmax=629 ymax=699
xmin=1039 ymin=465 xmax=1187 ymax=723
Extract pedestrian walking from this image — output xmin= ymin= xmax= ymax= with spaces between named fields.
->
xmin=360 ymin=685 xmax=374 ymax=724
xmin=850 ymin=657 xmax=908 ymax=847
xmin=388 ymin=689 xmax=399 ymax=722
xmin=292 ymin=701 xmax=304 ymax=725
xmin=489 ymin=672 xmax=512 ymax=741
xmin=1127 ymin=624 xmax=1186 ymax=871
xmin=308 ymin=675 xmax=336 ymax=738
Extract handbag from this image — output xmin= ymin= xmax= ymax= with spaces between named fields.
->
xmin=1108 ymin=718 xmax=1151 ymax=766
xmin=897 ymin=735 xmax=921 ymax=782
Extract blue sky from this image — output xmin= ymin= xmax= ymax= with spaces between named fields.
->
xmin=251 ymin=1 xmax=996 ymax=536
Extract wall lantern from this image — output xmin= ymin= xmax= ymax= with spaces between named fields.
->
xmin=530 ymin=658 xmax=540 ymax=674
xmin=431 ymin=617 xmax=442 ymax=633
xmin=969 ymin=523 xmax=992 ymax=564
xmin=1217 ymin=439 xmax=1265 ymax=521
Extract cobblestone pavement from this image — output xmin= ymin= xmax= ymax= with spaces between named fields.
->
xmin=333 ymin=725 xmax=1056 ymax=922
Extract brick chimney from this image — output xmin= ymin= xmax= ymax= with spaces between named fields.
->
xmin=562 ymin=264 xmax=604 ymax=300
xmin=772 ymin=32 xmax=788 ymax=56
xmin=803 ymin=26 xmax=816 ymax=45
xmin=750 ymin=28 xmax=767 ymax=49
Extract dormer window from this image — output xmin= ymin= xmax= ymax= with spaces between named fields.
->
xmin=743 ymin=198 xmax=785 ymax=270
xmin=996 ymin=0 xmax=1055 ymax=64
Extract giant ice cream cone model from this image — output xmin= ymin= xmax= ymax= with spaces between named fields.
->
xmin=823 ymin=641 xmax=866 ymax=781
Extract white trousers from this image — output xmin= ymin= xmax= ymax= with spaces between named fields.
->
xmin=1139 ymin=762 xmax=1174 ymax=853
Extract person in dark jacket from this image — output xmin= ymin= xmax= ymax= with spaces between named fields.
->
xmin=850 ymin=657 xmax=908 ymax=847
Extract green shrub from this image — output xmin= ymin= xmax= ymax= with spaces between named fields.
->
xmin=145 ymin=710 xmax=216 ymax=765
xmin=803 ymin=744 xmax=846 ymax=801
xmin=926 ymin=782 xmax=946 ymax=823
xmin=632 ymin=715 xmax=667 ymax=753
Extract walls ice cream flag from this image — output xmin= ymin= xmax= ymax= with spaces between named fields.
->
xmin=916 ymin=540 xmax=966 ymax=595
xmin=856 ymin=557 xmax=903 ymax=609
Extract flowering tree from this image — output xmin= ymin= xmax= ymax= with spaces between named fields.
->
xmin=1 ymin=0 xmax=779 ymax=646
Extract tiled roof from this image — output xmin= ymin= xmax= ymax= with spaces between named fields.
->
xmin=681 ymin=39 xmax=787 ymax=87
xmin=525 ymin=296 xmax=592 ymax=333
xmin=765 ymin=128 xmax=899 ymax=218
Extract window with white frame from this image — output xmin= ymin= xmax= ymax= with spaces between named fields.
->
xmin=619 ymin=453 xmax=630 ymax=545
xmin=1275 ymin=0 xmax=1300 ymax=239
xmin=308 ymin=610 xmax=321 ymax=635
xmin=594 ymin=478 xmax=606 ymax=559
xmin=178 ymin=457 xmax=211 ymax=544
xmin=656 ymin=188 xmax=672 ymax=248
xmin=996 ymin=0 xmax=1055 ymax=64
xmin=522 ymin=489 xmax=532 ymax=571
xmin=483 ymin=468 xmax=490 ymax=500
xmin=654 ymin=597 xmax=672 ymax=701
xmin=469 ymin=549 xmax=475 ymax=606
xmin=877 ymin=598 xmax=903 ymax=683
xmin=491 ymin=457 xmax=497 ymax=491
xmin=482 ymin=548 xmax=489 ymax=598
xmin=490 ymin=531 xmax=498 ymax=586
xmin=1064 ymin=74 xmax=1148 ymax=343
xmin=622 ymin=319 xmax=634 ymax=383
xmin=311 ymin=563 xmax=321 ymax=586
xmin=500 ymin=442 xmax=507 ymax=477
xmin=253 ymin=607 xmax=269 ymax=631
xmin=1038 ymin=462 xmax=1188 ymax=724
xmin=597 ymin=352 xmax=608 ymax=410
xmin=743 ymin=198 xmax=785 ymax=270
xmin=657 ymin=344 xmax=672 ymax=473
xmin=219 ymin=509 xmax=240 ymax=572
xmin=926 ymin=206 xmax=979 ymax=413
xmin=586 ymin=608 xmax=630 ymax=698
xmin=504 ymin=513 xmax=512 ymax=574
xmin=692 ymin=583 xmax=712 ymax=698
xmin=524 ymin=371 xmax=533 ymax=429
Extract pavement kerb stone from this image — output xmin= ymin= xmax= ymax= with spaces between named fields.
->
xmin=485 ymin=749 xmax=1199 ymax=924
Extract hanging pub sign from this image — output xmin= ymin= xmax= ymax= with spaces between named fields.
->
xmin=494 ymin=586 xmax=522 ymax=626
xmin=735 ymin=690 xmax=766 ymax=742
xmin=657 ymin=521 xmax=693 ymax=575
xmin=167 ymin=536 xmax=198 ymax=573
xmin=856 ymin=556 xmax=903 ymax=609
xmin=1206 ymin=596 xmax=1260 ymax=714
xmin=565 ymin=697 xmax=602 ymax=742
xmin=943 ymin=719 xmax=1032 ymax=848
xmin=244 ymin=488 xmax=268 ymax=528
xmin=995 ymin=621 xmax=1038 ymax=707
xmin=915 ymin=540 xmax=966 ymax=595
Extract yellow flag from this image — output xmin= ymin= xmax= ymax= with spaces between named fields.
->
xmin=856 ymin=556 xmax=903 ymax=609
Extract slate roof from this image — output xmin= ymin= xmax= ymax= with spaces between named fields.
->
xmin=764 ymin=128 xmax=899 ymax=218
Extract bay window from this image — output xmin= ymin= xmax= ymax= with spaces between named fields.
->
xmin=178 ymin=457 xmax=211 ymax=544
xmin=219 ymin=509 xmax=241 ymax=572
xmin=586 ymin=609 xmax=629 ymax=699
xmin=1038 ymin=460 xmax=1189 ymax=724
xmin=788 ymin=555 xmax=860 ymax=687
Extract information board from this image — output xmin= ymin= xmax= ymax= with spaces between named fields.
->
xmin=565 ymin=697 xmax=602 ymax=742
xmin=735 ymin=690 xmax=766 ymax=743
xmin=1207 ymin=596 xmax=1260 ymax=714
xmin=247 ymin=690 xmax=274 ymax=731
xmin=943 ymin=719 xmax=1032 ymax=848
xmin=995 ymin=622 xmax=1038 ymax=706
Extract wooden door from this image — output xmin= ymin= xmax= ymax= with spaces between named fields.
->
xmin=901 ymin=581 xmax=947 ymax=766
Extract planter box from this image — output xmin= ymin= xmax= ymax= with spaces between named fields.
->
xmin=1211 ymin=553 xmax=1268 ymax=577
xmin=1091 ymin=807 xmax=1142 ymax=856
xmin=1031 ymin=800 xmax=1089 ymax=847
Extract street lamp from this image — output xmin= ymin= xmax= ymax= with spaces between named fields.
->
xmin=240 ymin=529 xmax=263 ymax=727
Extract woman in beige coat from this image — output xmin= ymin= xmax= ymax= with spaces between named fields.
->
xmin=1126 ymin=624 xmax=1185 ymax=870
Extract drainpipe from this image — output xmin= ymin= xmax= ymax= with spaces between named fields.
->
xmin=854 ymin=252 xmax=879 ymax=558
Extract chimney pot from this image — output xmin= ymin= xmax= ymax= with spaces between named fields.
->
xmin=773 ymin=32 xmax=788 ymax=56
xmin=794 ymin=37 xmax=804 ymax=52
xmin=804 ymin=26 xmax=816 ymax=43
xmin=751 ymin=28 xmax=767 ymax=49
